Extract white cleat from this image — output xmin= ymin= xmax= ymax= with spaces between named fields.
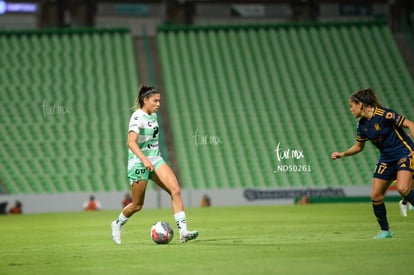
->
xmin=399 ymin=200 xmax=408 ymax=217
xmin=111 ymin=220 xmax=122 ymax=244
xmin=180 ymin=230 xmax=199 ymax=243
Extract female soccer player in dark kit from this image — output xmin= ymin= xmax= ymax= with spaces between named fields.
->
xmin=331 ymin=88 xmax=414 ymax=239
xmin=111 ymin=85 xmax=198 ymax=244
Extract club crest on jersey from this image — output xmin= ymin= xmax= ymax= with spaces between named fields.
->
xmin=374 ymin=123 xmax=381 ymax=131
xmin=385 ymin=112 xmax=395 ymax=119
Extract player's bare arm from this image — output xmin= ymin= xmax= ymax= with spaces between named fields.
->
xmin=127 ymin=131 xmax=154 ymax=171
xmin=331 ymin=141 xmax=365 ymax=160
xmin=402 ymin=118 xmax=414 ymax=144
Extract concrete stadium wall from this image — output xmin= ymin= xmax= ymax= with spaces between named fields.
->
xmin=0 ymin=189 xmax=292 ymax=214
xmin=0 ymin=186 xmax=376 ymax=214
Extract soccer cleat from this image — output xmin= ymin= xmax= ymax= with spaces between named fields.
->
xmin=409 ymin=203 xmax=414 ymax=211
xmin=180 ymin=230 xmax=199 ymax=243
xmin=111 ymin=220 xmax=122 ymax=244
xmin=374 ymin=230 xmax=393 ymax=239
xmin=399 ymin=200 xmax=408 ymax=217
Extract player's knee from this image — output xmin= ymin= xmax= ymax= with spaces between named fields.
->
xmin=169 ymin=184 xmax=182 ymax=199
xmin=396 ymin=185 xmax=410 ymax=197
xmin=371 ymin=193 xmax=385 ymax=202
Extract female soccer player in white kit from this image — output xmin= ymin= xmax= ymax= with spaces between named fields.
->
xmin=111 ymin=85 xmax=198 ymax=244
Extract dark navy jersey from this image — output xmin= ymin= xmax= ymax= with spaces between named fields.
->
xmin=356 ymin=107 xmax=414 ymax=162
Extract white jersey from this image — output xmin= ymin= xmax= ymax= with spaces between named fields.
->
xmin=127 ymin=109 xmax=160 ymax=170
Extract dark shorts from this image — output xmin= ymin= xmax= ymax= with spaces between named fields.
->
xmin=373 ymin=156 xmax=414 ymax=181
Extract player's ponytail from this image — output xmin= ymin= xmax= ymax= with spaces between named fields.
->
xmin=350 ymin=87 xmax=381 ymax=108
xmin=133 ymin=84 xmax=160 ymax=111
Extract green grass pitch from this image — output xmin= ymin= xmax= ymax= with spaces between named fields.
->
xmin=1 ymin=203 xmax=413 ymax=275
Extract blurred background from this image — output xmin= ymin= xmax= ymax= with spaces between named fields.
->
xmin=1 ymin=0 xmax=413 ymax=213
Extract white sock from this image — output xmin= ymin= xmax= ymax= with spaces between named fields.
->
xmin=117 ymin=212 xmax=129 ymax=226
xmin=174 ymin=211 xmax=187 ymax=234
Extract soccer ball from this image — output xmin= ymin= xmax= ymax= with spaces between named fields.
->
xmin=151 ymin=221 xmax=174 ymax=244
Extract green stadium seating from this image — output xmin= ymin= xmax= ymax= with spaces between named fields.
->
xmin=0 ymin=28 xmax=138 ymax=194
xmin=2 ymin=21 xmax=413 ymax=194
xmin=157 ymin=20 xmax=414 ymax=190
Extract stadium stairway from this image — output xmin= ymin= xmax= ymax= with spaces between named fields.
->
xmin=157 ymin=20 xmax=414 ymax=190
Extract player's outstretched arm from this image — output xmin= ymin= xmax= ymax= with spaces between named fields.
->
xmin=331 ymin=141 xmax=365 ymax=160
xmin=403 ymin=118 xmax=414 ymax=141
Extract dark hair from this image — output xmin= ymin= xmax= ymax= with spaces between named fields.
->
xmin=134 ymin=84 xmax=160 ymax=110
xmin=350 ymin=87 xmax=381 ymax=107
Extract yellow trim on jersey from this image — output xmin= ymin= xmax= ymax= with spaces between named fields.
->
xmin=396 ymin=116 xmax=405 ymax=127
xmin=356 ymin=136 xmax=368 ymax=142
xmin=393 ymin=125 xmax=413 ymax=153
xmin=374 ymin=107 xmax=385 ymax=116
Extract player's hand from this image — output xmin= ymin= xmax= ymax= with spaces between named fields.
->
xmin=331 ymin=152 xmax=344 ymax=160
xmin=143 ymin=159 xmax=154 ymax=171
